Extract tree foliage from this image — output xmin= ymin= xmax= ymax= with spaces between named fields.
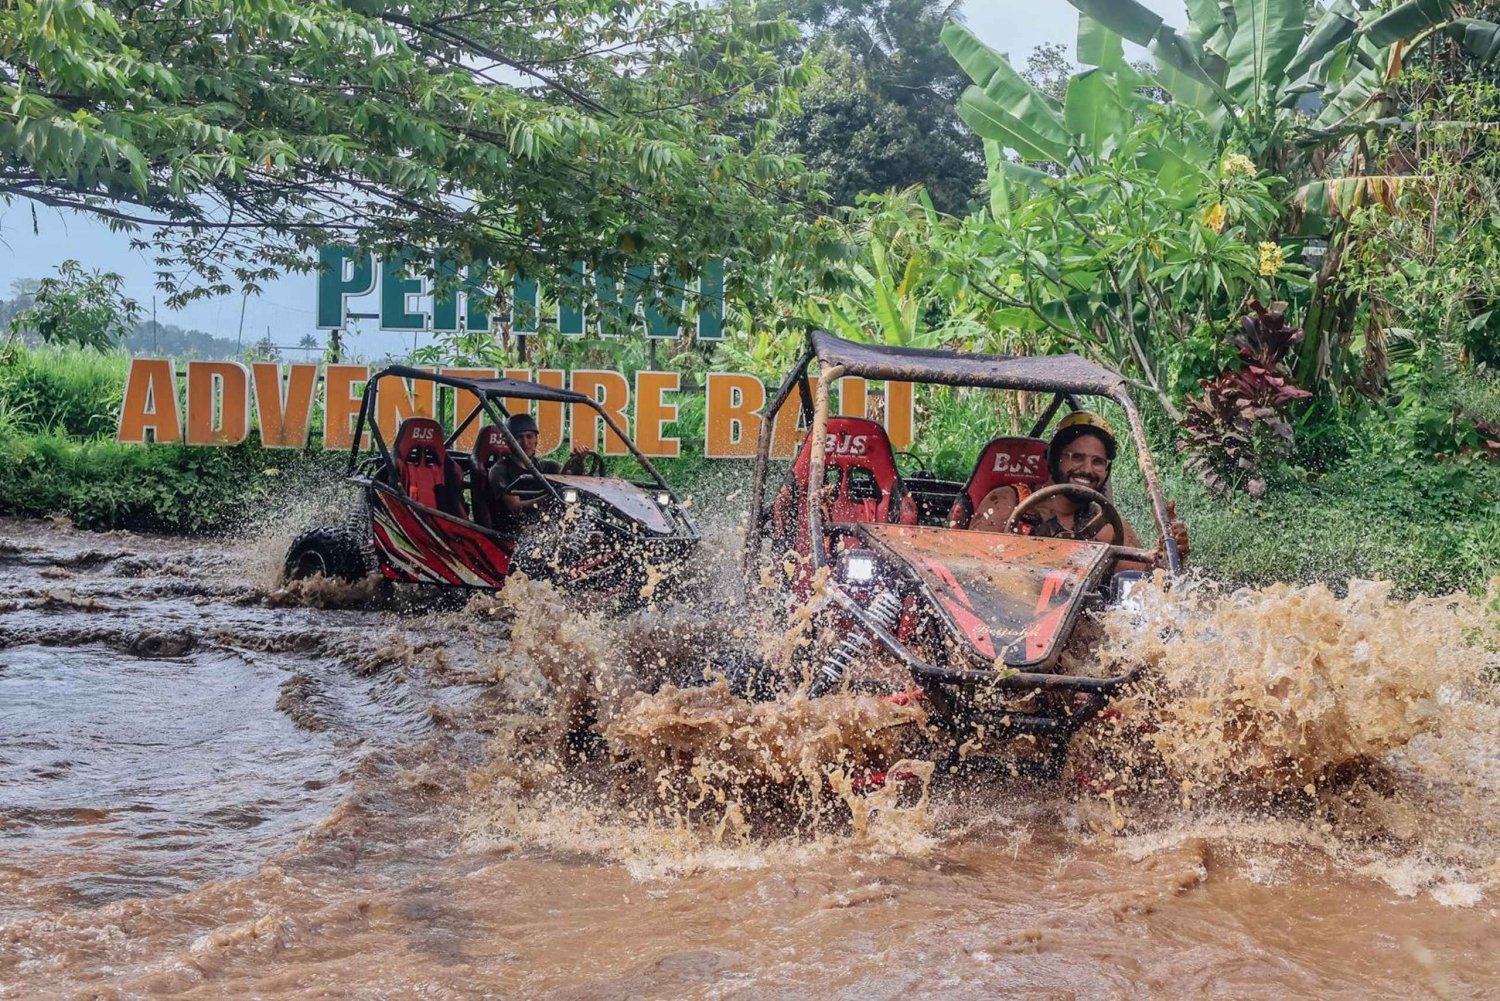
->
xmin=0 ymin=0 xmax=834 ymax=308
xmin=7 ymin=259 xmax=139 ymax=351
xmin=766 ymin=0 xmax=981 ymax=213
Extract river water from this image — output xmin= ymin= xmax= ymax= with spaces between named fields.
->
xmin=2 ymin=516 xmax=1498 ymax=999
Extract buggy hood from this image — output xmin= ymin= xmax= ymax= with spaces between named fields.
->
xmin=855 ymin=524 xmax=1112 ymax=671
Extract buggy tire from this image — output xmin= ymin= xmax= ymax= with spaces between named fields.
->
xmin=284 ymin=526 xmax=371 ymax=582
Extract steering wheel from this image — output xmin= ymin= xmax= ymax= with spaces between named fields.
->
xmin=1003 ymin=483 xmax=1125 ymax=543
xmin=581 ymin=450 xmax=607 ymax=477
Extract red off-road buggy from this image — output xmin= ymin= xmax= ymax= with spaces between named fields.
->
xmin=284 ymin=366 xmax=699 ymax=607
xmin=741 ymin=331 xmax=1184 ymax=774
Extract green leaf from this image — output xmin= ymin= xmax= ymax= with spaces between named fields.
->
xmin=1077 ymin=15 xmax=1124 ymax=69
xmin=1064 ymin=0 xmax=1163 ymax=47
xmin=943 ymin=23 xmax=1070 ymax=157
xmin=1363 ymin=0 xmax=1453 ymax=47
xmin=1182 ymin=0 xmax=1226 ymax=45
xmin=1064 ymin=68 xmax=1130 ymax=158
xmin=1149 ymin=46 xmax=1223 ymax=111
xmin=982 ymin=139 xmax=1011 ymax=221
xmin=1283 ymin=0 xmax=1360 ymax=84
xmin=1223 ymin=0 xmax=1306 ymax=106
xmin=956 ymin=85 xmax=1071 ymax=164
xmin=1444 ymin=18 xmax=1500 ymax=63
xmin=1314 ymin=64 xmax=1381 ymax=128
xmin=992 ymin=159 xmax=1052 ymax=193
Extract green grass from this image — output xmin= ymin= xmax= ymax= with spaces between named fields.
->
xmin=0 ymin=343 xmax=127 ymax=438
xmin=1112 ymin=419 xmax=1500 ymax=597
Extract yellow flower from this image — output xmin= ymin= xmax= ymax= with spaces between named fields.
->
xmin=1222 ymin=153 xmax=1257 ymax=177
xmin=1203 ymin=202 xmax=1227 ymax=233
xmin=1257 ymin=241 xmax=1285 ymax=276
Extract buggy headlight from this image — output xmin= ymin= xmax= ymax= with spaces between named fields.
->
xmin=844 ymin=551 xmax=876 ymax=583
xmin=562 ymin=488 xmax=579 ymax=505
xmin=655 ymin=491 xmax=672 ymax=507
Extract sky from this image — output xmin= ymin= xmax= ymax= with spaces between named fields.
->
xmin=0 ymin=0 xmax=1182 ymax=356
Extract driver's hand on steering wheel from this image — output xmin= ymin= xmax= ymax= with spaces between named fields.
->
xmin=569 ymin=445 xmax=594 ymax=459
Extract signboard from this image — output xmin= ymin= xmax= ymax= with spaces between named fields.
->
xmin=315 ymin=248 xmax=723 ymax=339
xmin=115 ymin=361 xmax=915 ymax=459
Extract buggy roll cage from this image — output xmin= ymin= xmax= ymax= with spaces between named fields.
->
xmin=347 ymin=365 xmax=685 ymax=509
xmin=743 ymin=330 xmax=1184 ymax=576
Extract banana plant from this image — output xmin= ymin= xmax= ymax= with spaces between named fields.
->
xmin=947 ymin=1 xmax=1500 ymax=175
xmin=804 ymin=190 xmax=986 ymax=350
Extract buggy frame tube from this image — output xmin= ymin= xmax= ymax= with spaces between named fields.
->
xmin=474 ymin=395 xmax=565 ymax=504
xmin=804 ymin=363 xmax=845 ymax=570
xmin=1027 ymin=392 xmax=1081 ymax=438
xmin=1112 ymin=390 xmax=1181 ymax=573
xmin=744 ymin=344 xmax=815 ymax=576
xmin=582 ymin=398 xmax=683 ymax=502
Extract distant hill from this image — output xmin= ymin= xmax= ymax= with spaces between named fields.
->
xmin=122 ymin=321 xmax=244 ymax=360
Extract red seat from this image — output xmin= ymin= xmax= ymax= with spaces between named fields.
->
xmin=947 ymin=436 xmax=1050 ymax=528
xmin=393 ymin=417 xmax=466 ymax=518
xmin=473 ymin=425 xmax=512 ymax=475
xmin=771 ymin=417 xmax=917 ymax=545
xmin=469 ymin=426 xmax=511 ymax=530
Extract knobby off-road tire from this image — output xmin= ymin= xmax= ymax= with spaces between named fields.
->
xmin=284 ymin=526 xmax=371 ymax=582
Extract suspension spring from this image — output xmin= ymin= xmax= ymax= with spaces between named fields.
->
xmin=809 ymin=590 xmax=903 ymax=698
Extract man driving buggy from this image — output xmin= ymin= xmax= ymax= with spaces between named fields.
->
xmin=969 ymin=411 xmax=1189 ymax=566
xmin=485 ymin=412 xmax=594 ymax=525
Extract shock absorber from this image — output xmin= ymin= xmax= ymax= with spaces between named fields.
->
xmin=809 ymin=590 xmax=903 ymax=697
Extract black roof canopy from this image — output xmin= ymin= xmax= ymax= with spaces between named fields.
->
xmin=374 ymin=365 xmax=593 ymax=406
xmin=808 ymin=330 xmax=1126 ymax=397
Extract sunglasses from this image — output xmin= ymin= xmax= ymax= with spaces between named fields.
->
xmin=1059 ymin=450 xmax=1111 ymax=471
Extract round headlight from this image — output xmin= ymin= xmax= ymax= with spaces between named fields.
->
xmin=562 ymin=488 xmax=579 ymax=505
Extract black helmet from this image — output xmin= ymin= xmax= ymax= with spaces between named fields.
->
xmin=507 ymin=412 xmax=539 ymax=436
xmin=1047 ymin=411 xmax=1118 ymax=483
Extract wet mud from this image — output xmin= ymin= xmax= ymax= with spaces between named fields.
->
xmin=2 ymin=517 xmax=1499 ymax=999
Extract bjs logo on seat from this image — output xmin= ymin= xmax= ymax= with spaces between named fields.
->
xmin=410 ymin=425 xmax=438 ymax=440
xmin=993 ymin=450 xmax=1041 ymax=475
xmin=825 ymin=433 xmax=870 ymax=456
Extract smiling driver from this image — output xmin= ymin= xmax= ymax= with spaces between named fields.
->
xmin=970 ymin=412 xmax=1187 ymax=563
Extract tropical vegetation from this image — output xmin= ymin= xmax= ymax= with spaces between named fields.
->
xmin=2 ymin=0 xmax=1499 ymax=594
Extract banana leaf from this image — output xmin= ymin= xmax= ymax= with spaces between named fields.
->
xmin=1077 ymin=15 xmax=1124 ymax=68
xmin=1223 ymin=0 xmax=1306 ymax=106
xmin=1064 ymin=0 xmax=1164 ymax=46
xmin=1149 ymin=42 xmax=1223 ymax=111
xmin=943 ymin=23 xmax=1071 ymax=158
xmin=1445 ymin=18 xmax=1500 ymax=63
xmin=1363 ymin=0 xmax=1452 ymax=47
xmin=992 ymin=158 xmax=1052 ymax=194
xmin=1182 ymin=0 xmax=1226 ymax=45
xmin=1313 ymin=63 xmax=1381 ymax=128
xmin=1295 ymin=175 xmax=1414 ymax=218
xmin=1064 ymin=68 xmax=1131 ymax=159
xmin=956 ymin=85 xmax=1071 ymax=164
xmin=1282 ymin=0 xmax=1359 ymax=84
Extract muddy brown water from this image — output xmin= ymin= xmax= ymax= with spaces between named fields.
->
xmin=1 ymin=516 xmax=1498 ymax=999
